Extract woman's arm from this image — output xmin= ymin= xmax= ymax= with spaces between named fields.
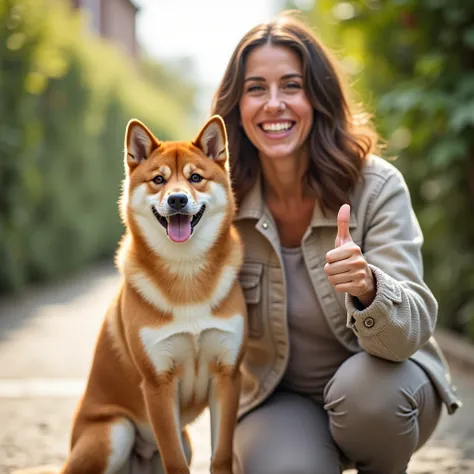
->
xmin=344 ymin=169 xmax=438 ymax=361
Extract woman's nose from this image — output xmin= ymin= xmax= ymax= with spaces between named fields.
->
xmin=263 ymin=90 xmax=285 ymax=113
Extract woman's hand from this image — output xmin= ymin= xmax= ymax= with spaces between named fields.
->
xmin=324 ymin=204 xmax=376 ymax=308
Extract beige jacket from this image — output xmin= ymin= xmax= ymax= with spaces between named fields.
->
xmin=234 ymin=155 xmax=462 ymax=419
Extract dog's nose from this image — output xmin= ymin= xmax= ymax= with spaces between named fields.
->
xmin=167 ymin=193 xmax=188 ymax=210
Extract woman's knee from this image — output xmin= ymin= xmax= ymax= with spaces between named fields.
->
xmin=324 ymin=352 xmax=408 ymax=422
xmin=323 ymin=352 xmax=440 ymax=431
xmin=323 ymin=351 xmax=442 ymax=472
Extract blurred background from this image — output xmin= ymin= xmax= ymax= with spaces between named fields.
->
xmin=1 ymin=0 xmax=474 ymax=473
xmin=1 ymin=0 xmax=474 ymax=341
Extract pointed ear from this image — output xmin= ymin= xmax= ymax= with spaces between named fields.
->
xmin=124 ymin=119 xmax=158 ymax=168
xmin=193 ymin=115 xmax=228 ymax=162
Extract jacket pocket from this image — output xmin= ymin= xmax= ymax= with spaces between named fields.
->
xmin=239 ymin=262 xmax=264 ymax=339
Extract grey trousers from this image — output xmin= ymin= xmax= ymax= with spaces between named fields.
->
xmin=234 ymin=352 xmax=442 ymax=474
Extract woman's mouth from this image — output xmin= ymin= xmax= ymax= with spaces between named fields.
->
xmin=258 ymin=121 xmax=295 ymax=138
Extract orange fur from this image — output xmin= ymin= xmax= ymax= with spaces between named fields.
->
xmin=60 ymin=116 xmax=247 ymax=474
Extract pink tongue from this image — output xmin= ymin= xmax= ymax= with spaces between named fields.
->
xmin=167 ymin=214 xmax=192 ymax=243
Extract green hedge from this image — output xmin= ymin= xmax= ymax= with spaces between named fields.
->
xmin=305 ymin=1 xmax=474 ymax=340
xmin=0 ymin=0 xmax=191 ymax=292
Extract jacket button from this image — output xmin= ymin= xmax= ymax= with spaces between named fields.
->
xmin=364 ymin=317 xmax=375 ymax=328
xmin=262 ymin=222 xmax=269 ymax=229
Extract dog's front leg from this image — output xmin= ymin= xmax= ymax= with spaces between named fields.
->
xmin=141 ymin=378 xmax=190 ymax=474
xmin=209 ymin=368 xmax=241 ymax=474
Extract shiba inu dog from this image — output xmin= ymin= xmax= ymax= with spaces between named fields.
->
xmin=60 ymin=115 xmax=247 ymax=474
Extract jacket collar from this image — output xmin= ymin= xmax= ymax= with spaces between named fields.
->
xmin=234 ymin=174 xmax=358 ymax=230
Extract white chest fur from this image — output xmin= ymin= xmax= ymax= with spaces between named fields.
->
xmin=130 ymin=261 xmax=243 ymax=411
xmin=140 ymin=309 xmax=244 ymax=407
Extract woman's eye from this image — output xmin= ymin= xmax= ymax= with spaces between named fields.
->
xmin=152 ymin=176 xmax=165 ymax=185
xmin=190 ymin=173 xmax=203 ymax=183
xmin=247 ymin=84 xmax=264 ymax=93
xmin=286 ymin=82 xmax=302 ymax=89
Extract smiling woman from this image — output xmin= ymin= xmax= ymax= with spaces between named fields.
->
xmin=239 ymin=45 xmax=313 ymax=165
xmin=209 ymin=10 xmax=460 ymax=474
xmin=211 ymin=13 xmax=376 ymax=219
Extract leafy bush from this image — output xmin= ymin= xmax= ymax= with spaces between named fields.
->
xmin=0 ymin=0 xmax=192 ymax=291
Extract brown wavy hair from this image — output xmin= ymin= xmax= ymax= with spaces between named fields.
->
xmin=210 ymin=12 xmax=379 ymax=213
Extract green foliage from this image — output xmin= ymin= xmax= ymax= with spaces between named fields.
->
xmin=139 ymin=54 xmax=200 ymax=121
xmin=0 ymin=0 xmax=193 ymax=292
xmin=307 ymin=0 xmax=474 ymax=339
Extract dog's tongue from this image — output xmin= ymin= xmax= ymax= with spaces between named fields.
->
xmin=167 ymin=214 xmax=192 ymax=243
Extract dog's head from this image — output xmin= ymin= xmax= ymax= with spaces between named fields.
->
xmin=121 ymin=115 xmax=234 ymax=255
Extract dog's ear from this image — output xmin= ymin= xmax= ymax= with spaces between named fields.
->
xmin=193 ymin=115 xmax=228 ymax=163
xmin=124 ymin=119 xmax=159 ymax=168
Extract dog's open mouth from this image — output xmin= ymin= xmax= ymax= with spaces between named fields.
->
xmin=151 ymin=205 xmax=206 ymax=243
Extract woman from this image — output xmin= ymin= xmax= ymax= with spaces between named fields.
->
xmin=210 ymin=11 xmax=461 ymax=474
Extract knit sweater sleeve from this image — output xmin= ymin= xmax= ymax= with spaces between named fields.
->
xmin=345 ymin=169 xmax=438 ymax=362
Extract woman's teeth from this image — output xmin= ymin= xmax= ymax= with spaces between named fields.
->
xmin=261 ymin=122 xmax=293 ymax=132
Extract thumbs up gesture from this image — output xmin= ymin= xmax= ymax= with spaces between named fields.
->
xmin=324 ymin=204 xmax=376 ymax=307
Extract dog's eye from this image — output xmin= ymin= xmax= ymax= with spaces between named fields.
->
xmin=190 ymin=173 xmax=203 ymax=183
xmin=152 ymin=176 xmax=165 ymax=185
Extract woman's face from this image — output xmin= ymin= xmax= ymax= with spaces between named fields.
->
xmin=239 ymin=44 xmax=313 ymax=163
